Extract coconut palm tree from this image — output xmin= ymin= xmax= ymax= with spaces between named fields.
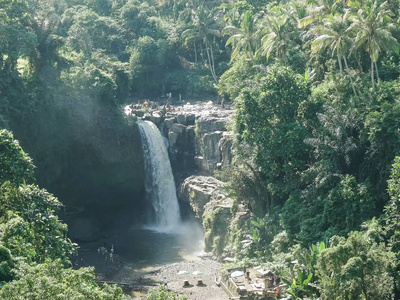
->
xmin=224 ymin=10 xmax=259 ymax=62
xmin=311 ymin=11 xmax=357 ymax=94
xmin=182 ymin=5 xmax=222 ymax=82
xmin=300 ymin=0 xmax=339 ymax=28
xmin=288 ymin=0 xmax=308 ymax=27
xmin=257 ymin=12 xmax=294 ymax=65
xmin=350 ymin=0 xmax=399 ymax=90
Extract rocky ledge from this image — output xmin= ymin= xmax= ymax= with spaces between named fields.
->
xmin=125 ymin=101 xmax=234 ymax=181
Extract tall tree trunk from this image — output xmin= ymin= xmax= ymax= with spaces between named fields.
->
xmin=199 ymin=43 xmax=205 ymax=64
xmin=209 ymin=42 xmax=217 ymax=82
xmin=343 ymin=56 xmax=357 ymax=96
xmin=374 ymin=61 xmax=380 ymax=83
xmin=361 ymin=270 xmax=368 ymax=300
xmin=371 ymin=59 xmax=375 ymax=90
xmin=338 ymin=55 xmax=343 ymax=74
xmin=205 ymin=39 xmax=218 ymax=83
xmin=282 ymin=49 xmax=288 ymax=67
xmin=173 ymin=1 xmax=178 ymax=22
xmin=194 ymin=42 xmax=198 ymax=64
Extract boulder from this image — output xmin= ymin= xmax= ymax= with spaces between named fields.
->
xmin=196 ymin=117 xmax=226 ymax=134
xmin=177 ymin=114 xmax=186 ymax=125
xmin=178 ymin=175 xmax=232 ymax=221
xmin=170 ymin=123 xmax=187 ymax=133
xmin=164 ymin=117 xmax=176 ymax=129
xmin=202 ymin=131 xmax=223 ymax=162
xmin=168 ymin=123 xmax=187 ymax=151
xmin=186 ymin=114 xmax=196 ymax=125
xmin=150 ymin=113 xmax=162 ymax=125
xmin=131 ymin=109 xmax=144 ymax=117
xmin=219 ymin=132 xmax=233 ymax=168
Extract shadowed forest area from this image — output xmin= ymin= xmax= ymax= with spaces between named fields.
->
xmin=2 ymin=0 xmax=400 ymax=299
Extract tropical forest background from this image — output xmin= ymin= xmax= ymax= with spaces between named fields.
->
xmin=2 ymin=0 xmax=400 ymax=298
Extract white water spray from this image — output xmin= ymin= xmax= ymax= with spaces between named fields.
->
xmin=138 ymin=120 xmax=181 ymax=232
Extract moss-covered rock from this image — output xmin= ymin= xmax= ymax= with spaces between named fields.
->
xmin=203 ymin=206 xmax=231 ymax=256
xmin=178 ymin=175 xmax=233 ymax=258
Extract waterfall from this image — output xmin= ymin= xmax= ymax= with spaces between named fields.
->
xmin=138 ymin=120 xmax=181 ymax=231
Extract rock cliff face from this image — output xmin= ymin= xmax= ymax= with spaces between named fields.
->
xmin=178 ymin=176 xmax=233 ymax=256
xmin=15 ymin=101 xmax=146 ymax=242
xmin=146 ymin=103 xmax=233 ymax=178
xmin=127 ymin=101 xmax=234 ymax=181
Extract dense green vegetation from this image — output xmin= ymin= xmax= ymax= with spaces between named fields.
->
xmin=0 ymin=130 xmax=128 ymax=298
xmin=144 ymin=286 xmax=187 ymax=300
xmin=2 ymin=0 xmax=400 ymax=298
xmin=216 ymin=0 xmax=400 ymax=298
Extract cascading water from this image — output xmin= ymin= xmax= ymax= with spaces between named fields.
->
xmin=138 ymin=120 xmax=181 ymax=232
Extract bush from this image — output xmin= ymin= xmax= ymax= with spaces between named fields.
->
xmin=0 ymin=245 xmax=13 ymax=282
xmin=0 ymin=130 xmax=35 ymax=185
xmin=217 ymin=58 xmax=254 ymax=101
xmin=165 ymin=70 xmax=189 ymax=95
xmin=145 ymin=285 xmax=187 ymax=300
xmin=0 ymin=259 xmax=129 ymax=299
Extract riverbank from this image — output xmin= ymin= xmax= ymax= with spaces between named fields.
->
xmin=74 ymin=226 xmax=228 ymax=299
xmin=142 ymin=258 xmax=229 ymax=300
xmin=78 ymin=249 xmax=229 ymax=299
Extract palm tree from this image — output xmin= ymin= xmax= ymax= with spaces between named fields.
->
xmin=288 ymin=0 xmax=308 ymax=27
xmin=300 ymin=0 xmax=340 ymax=28
xmin=350 ymin=0 xmax=399 ymax=90
xmin=224 ymin=10 xmax=259 ymax=62
xmin=257 ymin=12 xmax=294 ymax=65
xmin=311 ymin=11 xmax=357 ymax=94
xmin=182 ymin=5 xmax=222 ymax=82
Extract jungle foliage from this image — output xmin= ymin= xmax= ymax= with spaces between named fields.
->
xmin=215 ymin=0 xmax=400 ymax=298
xmin=0 ymin=130 xmax=128 ymax=298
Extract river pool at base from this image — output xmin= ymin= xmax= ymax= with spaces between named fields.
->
xmin=76 ymin=220 xmax=204 ymax=281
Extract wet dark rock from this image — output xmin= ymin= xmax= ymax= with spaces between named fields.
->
xmin=186 ymin=114 xmax=196 ymax=125
xmin=150 ymin=114 xmax=162 ymax=125
xmin=177 ymin=114 xmax=186 ymax=124
xmin=164 ymin=118 xmax=176 ymax=129
xmin=130 ymin=109 xmax=145 ymax=117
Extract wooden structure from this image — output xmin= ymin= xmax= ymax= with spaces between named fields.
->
xmin=222 ymin=267 xmax=282 ymax=299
